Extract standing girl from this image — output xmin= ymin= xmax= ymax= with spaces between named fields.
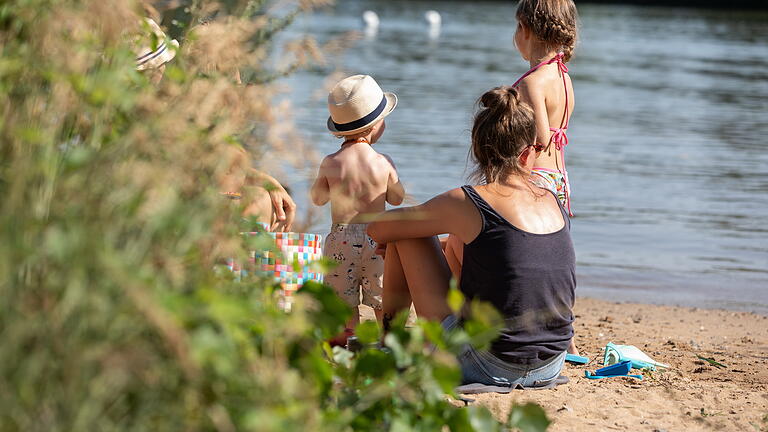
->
xmin=513 ymin=0 xmax=578 ymax=216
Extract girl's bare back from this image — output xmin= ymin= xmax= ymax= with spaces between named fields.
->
xmin=518 ymin=64 xmax=575 ymax=171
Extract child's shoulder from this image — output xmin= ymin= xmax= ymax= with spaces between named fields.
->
xmin=376 ymin=151 xmax=397 ymax=168
xmin=517 ymin=68 xmax=549 ymax=91
xmin=353 ymin=144 xmax=390 ymax=163
xmin=516 ymin=68 xmax=573 ymax=102
xmin=518 ymin=64 xmax=572 ymax=89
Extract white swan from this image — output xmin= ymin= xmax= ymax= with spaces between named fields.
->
xmin=362 ymin=10 xmax=379 ymax=38
xmin=425 ymin=10 xmax=441 ymax=39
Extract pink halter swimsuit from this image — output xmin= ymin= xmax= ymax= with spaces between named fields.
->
xmin=512 ymin=53 xmax=573 ymax=216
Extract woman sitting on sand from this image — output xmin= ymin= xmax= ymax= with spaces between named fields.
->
xmin=367 ymin=86 xmax=575 ymax=388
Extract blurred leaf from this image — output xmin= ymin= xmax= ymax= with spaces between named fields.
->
xmin=383 ymin=333 xmax=410 ymax=369
xmin=311 ymin=256 xmax=338 ymax=274
xmin=332 ymin=346 xmax=353 ymax=368
xmin=463 ymin=301 xmax=504 ymax=350
xmin=298 ymin=281 xmax=351 ymax=339
xmin=431 ymin=360 xmax=460 ymax=393
xmin=445 ymin=408 xmax=473 ymax=432
xmin=468 ymin=405 xmax=503 ymax=431
xmin=469 ymin=300 xmax=503 ymax=328
xmin=447 ymin=286 xmax=464 ymax=313
xmin=420 ymin=320 xmax=447 ymax=350
xmin=355 ymin=320 xmax=380 ymax=345
xmin=508 ymin=403 xmax=551 ymax=432
xmin=354 ymin=349 xmax=395 ymax=378
xmin=164 ymin=64 xmax=187 ymax=83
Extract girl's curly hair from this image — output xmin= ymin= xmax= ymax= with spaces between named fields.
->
xmin=516 ymin=0 xmax=579 ymax=62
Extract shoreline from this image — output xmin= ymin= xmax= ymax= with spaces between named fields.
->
xmin=575 ymin=289 xmax=768 ymax=317
xmin=360 ymin=297 xmax=768 ymax=430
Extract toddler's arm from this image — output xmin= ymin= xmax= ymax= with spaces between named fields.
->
xmin=383 ymin=154 xmax=404 ymax=206
xmin=310 ymin=158 xmax=330 ymax=206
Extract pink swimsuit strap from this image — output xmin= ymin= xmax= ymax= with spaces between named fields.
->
xmin=512 ymin=53 xmax=572 ymax=216
xmin=511 ymin=52 xmax=570 ymax=137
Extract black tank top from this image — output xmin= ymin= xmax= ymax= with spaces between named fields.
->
xmin=459 ymin=185 xmax=575 ymax=365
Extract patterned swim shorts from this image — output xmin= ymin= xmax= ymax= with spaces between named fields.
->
xmin=323 ymin=223 xmax=383 ymax=310
xmin=531 ymin=168 xmax=569 ymax=208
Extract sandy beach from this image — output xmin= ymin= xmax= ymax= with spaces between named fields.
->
xmin=363 ymin=298 xmax=768 ymax=430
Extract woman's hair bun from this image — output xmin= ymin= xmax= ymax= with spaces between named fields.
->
xmin=470 ymin=85 xmax=536 ymax=184
xmin=479 ymin=86 xmax=520 ymax=111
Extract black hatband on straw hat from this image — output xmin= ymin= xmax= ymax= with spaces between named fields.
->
xmin=331 ymin=94 xmax=387 ymax=132
xmin=136 ymin=41 xmax=167 ymax=68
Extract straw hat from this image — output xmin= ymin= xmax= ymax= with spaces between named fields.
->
xmin=135 ymin=18 xmax=179 ymax=71
xmin=327 ymin=75 xmax=397 ymax=136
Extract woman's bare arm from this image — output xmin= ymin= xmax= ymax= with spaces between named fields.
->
xmin=368 ymin=188 xmax=480 ymax=245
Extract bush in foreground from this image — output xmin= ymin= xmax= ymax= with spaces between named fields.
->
xmin=0 ymin=0 xmax=549 ymax=430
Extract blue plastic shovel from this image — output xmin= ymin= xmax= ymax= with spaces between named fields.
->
xmin=584 ymin=360 xmax=643 ymax=380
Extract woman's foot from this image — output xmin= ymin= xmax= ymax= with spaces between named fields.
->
xmin=567 ymin=338 xmax=579 ymax=356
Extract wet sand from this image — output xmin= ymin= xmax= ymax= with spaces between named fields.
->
xmin=361 ymin=297 xmax=768 ymax=430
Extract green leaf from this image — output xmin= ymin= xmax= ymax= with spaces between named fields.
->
xmin=298 ymin=281 xmax=351 ymax=339
xmin=355 ymin=321 xmax=380 ymax=345
xmin=463 ymin=300 xmax=504 ymax=350
xmin=696 ymin=355 xmax=727 ymax=369
xmin=431 ymin=361 xmax=460 ymax=393
xmin=311 ymin=256 xmax=338 ymax=274
xmin=354 ymin=349 xmax=396 ymax=378
xmin=302 ymin=346 xmax=334 ymax=396
xmin=445 ymin=408 xmax=472 ymax=432
xmin=508 ymin=403 xmax=551 ymax=432
xmin=383 ymin=333 xmax=411 ymax=369
xmin=420 ymin=320 xmax=446 ymax=350
xmin=469 ymin=300 xmax=503 ymax=328
xmin=164 ymin=64 xmax=187 ymax=83
xmin=447 ymin=287 xmax=464 ymax=313
xmin=468 ymin=405 xmax=502 ymax=431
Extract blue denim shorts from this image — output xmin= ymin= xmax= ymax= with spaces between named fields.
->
xmin=442 ymin=315 xmax=566 ymax=387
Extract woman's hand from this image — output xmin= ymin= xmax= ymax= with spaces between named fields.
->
xmin=374 ymin=242 xmax=387 ymax=257
xmin=268 ymin=186 xmax=296 ymax=232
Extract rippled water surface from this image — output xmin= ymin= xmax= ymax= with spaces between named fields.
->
xmin=280 ymin=1 xmax=768 ymax=313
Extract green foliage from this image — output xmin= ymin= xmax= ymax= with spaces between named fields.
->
xmin=508 ymin=403 xmax=551 ymax=432
xmin=310 ymin=292 xmax=515 ymax=432
xmin=0 ymin=0 xmax=548 ymax=430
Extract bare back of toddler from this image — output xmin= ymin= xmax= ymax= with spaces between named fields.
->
xmin=310 ymin=74 xmax=403 ymax=332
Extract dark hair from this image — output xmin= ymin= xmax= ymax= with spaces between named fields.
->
xmin=516 ymin=0 xmax=579 ymax=62
xmin=469 ymin=86 xmax=536 ymax=184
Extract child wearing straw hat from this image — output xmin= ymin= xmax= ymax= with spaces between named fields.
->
xmin=134 ymin=18 xmax=179 ymax=83
xmin=311 ymin=75 xmax=405 ymax=339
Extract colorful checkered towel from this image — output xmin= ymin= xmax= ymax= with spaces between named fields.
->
xmin=228 ymin=231 xmax=324 ymax=311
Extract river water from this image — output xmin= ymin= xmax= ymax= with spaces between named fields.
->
xmin=280 ymin=1 xmax=768 ymax=314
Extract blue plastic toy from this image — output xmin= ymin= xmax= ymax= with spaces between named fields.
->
xmin=603 ymin=342 xmax=670 ymax=371
xmin=565 ymin=353 xmax=590 ymax=365
xmin=584 ymin=360 xmax=643 ymax=380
